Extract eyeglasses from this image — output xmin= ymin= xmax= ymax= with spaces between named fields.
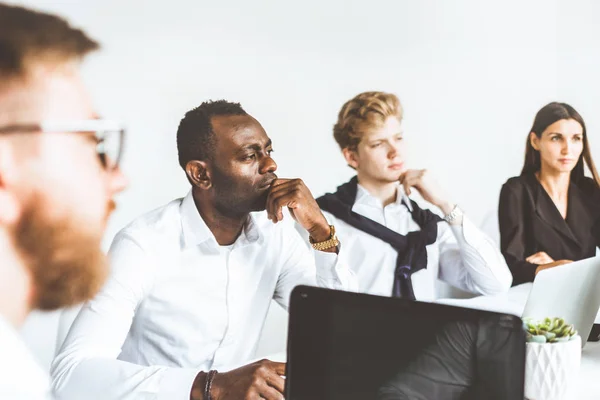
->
xmin=0 ymin=119 xmax=125 ymax=171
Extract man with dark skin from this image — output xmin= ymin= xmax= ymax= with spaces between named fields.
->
xmin=187 ymin=112 xmax=337 ymax=399
xmin=53 ymin=101 xmax=355 ymax=400
xmin=186 ymin=113 xmax=336 ymax=248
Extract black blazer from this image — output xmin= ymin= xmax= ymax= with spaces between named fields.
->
xmin=498 ymin=173 xmax=600 ymax=285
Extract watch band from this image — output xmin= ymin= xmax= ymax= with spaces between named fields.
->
xmin=309 ymin=225 xmax=340 ymax=251
xmin=444 ymin=204 xmax=463 ymax=223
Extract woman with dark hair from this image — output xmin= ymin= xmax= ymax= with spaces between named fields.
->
xmin=499 ymin=102 xmax=600 ymax=285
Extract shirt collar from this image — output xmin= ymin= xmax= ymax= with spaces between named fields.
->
xmin=355 ymin=182 xmax=413 ymax=212
xmin=180 ymin=190 xmax=263 ymax=248
xmin=241 ymin=212 xmax=263 ymax=246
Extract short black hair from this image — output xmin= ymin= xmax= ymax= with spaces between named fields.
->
xmin=0 ymin=3 xmax=99 ymax=78
xmin=176 ymin=100 xmax=247 ymax=169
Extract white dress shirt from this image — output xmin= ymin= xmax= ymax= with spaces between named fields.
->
xmin=51 ymin=191 xmax=356 ymax=400
xmin=0 ymin=315 xmax=50 ymax=400
xmin=304 ymin=184 xmax=512 ymax=301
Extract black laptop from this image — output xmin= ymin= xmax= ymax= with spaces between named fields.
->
xmin=285 ymin=286 xmax=525 ymax=400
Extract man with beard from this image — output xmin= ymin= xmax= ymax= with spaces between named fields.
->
xmin=0 ymin=3 xmax=127 ymax=399
xmin=52 ymin=100 xmax=356 ymax=400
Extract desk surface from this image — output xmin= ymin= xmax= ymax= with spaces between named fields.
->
xmin=436 ymin=283 xmax=600 ymax=323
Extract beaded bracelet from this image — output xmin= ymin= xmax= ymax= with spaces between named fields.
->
xmin=204 ymin=370 xmax=218 ymax=400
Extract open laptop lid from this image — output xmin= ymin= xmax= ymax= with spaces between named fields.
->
xmin=286 ymin=286 xmax=525 ymax=400
xmin=523 ymin=255 xmax=600 ymax=347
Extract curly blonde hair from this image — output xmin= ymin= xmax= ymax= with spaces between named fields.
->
xmin=333 ymin=91 xmax=403 ymax=151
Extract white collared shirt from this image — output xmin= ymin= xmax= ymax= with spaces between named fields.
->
xmin=309 ymin=184 xmax=512 ymax=301
xmin=0 ymin=315 xmax=50 ymax=399
xmin=51 ymin=191 xmax=356 ymax=400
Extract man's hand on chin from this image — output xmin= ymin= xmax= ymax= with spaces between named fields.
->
xmin=265 ymin=178 xmax=336 ymax=253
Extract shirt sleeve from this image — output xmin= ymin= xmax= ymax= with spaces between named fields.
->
xmin=498 ymin=183 xmax=539 ymax=285
xmin=437 ymin=215 xmax=512 ymax=295
xmin=274 ymin=221 xmax=357 ymax=310
xmin=50 ymin=231 xmax=200 ymax=400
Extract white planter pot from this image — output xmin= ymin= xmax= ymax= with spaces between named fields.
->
xmin=525 ymin=335 xmax=581 ymax=400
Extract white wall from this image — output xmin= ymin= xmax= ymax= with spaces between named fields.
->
xmin=10 ymin=0 xmax=564 ymax=234
xmin=557 ymin=0 xmax=600 ymax=141
xmin=11 ymin=0 xmax=600 ymax=371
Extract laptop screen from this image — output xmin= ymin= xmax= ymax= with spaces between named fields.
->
xmin=286 ymin=286 xmax=525 ymax=400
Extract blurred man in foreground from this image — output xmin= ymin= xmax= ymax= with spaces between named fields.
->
xmin=0 ymin=3 xmax=127 ymax=398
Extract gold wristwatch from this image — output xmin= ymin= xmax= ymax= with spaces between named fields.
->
xmin=309 ymin=225 xmax=340 ymax=251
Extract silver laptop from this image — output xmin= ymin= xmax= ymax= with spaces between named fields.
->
xmin=522 ymin=255 xmax=600 ymax=347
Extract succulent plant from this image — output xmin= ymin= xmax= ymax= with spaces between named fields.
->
xmin=523 ymin=317 xmax=578 ymax=343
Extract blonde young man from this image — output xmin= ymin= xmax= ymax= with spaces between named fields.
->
xmin=312 ymin=91 xmax=511 ymax=300
xmin=0 ymin=4 xmax=127 ymax=398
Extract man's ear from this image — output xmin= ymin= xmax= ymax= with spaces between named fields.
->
xmin=342 ymin=147 xmax=359 ymax=170
xmin=530 ymin=132 xmax=540 ymax=151
xmin=185 ymin=160 xmax=211 ymax=189
xmin=0 ymin=144 xmax=21 ymax=225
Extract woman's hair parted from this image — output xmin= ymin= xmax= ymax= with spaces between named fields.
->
xmin=521 ymin=102 xmax=600 ymax=188
xmin=333 ymin=91 xmax=403 ymax=151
